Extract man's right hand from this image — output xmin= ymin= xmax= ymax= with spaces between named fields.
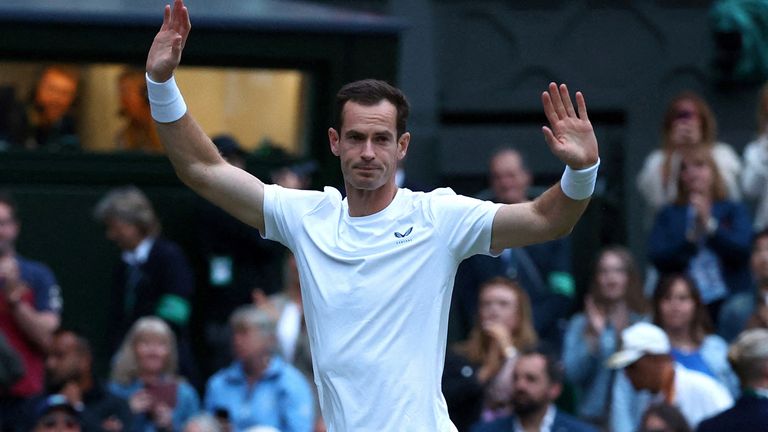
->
xmin=146 ymin=0 xmax=191 ymax=83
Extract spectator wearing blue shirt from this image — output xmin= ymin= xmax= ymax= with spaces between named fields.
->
xmin=109 ymin=316 xmax=200 ymax=432
xmin=204 ymin=305 xmax=314 ymax=432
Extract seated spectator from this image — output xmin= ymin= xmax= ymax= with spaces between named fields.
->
xmin=697 ymin=328 xmax=768 ymax=431
xmin=114 ymin=67 xmax=162 ymax=153
xmin=652 ymin=273 xmax=739 ymax=396
xmin=93 ymin=186 xmax=198 ymax=385
xmin=204 ymin=305 xmax=314 ymax=432
xmin=718 ymin=228 xmax=768 ymax=341
xmin=741 ymin=81 xmax=768 ymax=231
xmin=452 ymin=148 xmax=575 ymax=349
xmin=607 ymin=322 xmax=732 ymax=430
xmin=648 ymin=146 xmax=752 ymax=321
xmin=21 ymin=329 xmax=134 ymax=432
xmin=0 ymin=191 xmax=62 ymax=432
xmin=449 ymin=277 xmax=538 ymax=425
xmin=562 ymin=245 xmax=648 ymax=427
xmin=640 ymin=402 xmax=692 ymax=432
xmin=19 ymin=65 xmax=81 ymax=151
xmin=471 ymin=347 xmax=597 ymax=432
xmin=108 ymin=316 xmax=200 ymax=431
xmin=30 ymin=394 xmax=83 ymax=432
xmin=183 ymin=414 xmax=222 ymax=432
xmin=637 ymin=91 xmax=741 ymax=222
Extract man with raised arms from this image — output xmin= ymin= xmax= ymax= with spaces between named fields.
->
xmin=145 ymin=1 xmax=600 ymax=430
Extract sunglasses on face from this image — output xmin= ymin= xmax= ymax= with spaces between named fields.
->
xmin=673 ymin=110 xmax=697 ymax=121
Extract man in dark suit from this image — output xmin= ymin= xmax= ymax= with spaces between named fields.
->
xmin=472 ymin=347 xmax=597 ymax=432
xmin=697 ymin=328 xmax=768 ymax=432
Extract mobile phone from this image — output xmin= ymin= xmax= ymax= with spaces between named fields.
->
xmin=145 ymin=381 xmax=177 ymax=408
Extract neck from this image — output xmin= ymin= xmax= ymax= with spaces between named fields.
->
xmin=657 ymin=361 xmax=676 ymax=401
xmin=519 ymin=405 xmax=549 ymax=431
xmin=667 ymin=327 xmax=694 ymax=349
xmin=345 ymin=180 xmax=398 ymax=217
xmin=243 ymin=354 xmax=271 ymax=382
xmin=138 ymin=371 xmax=162 ymax=385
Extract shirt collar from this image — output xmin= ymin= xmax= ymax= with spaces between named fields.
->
xmin=513 ymin=404 xmax=556 ymax=432
xmin=121 ymin=237 xmax=155 ymax=266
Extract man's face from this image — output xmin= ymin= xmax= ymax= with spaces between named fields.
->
xmin=512 ymin=354 xmax=559 ymax=416
xmin=35 ymin=70 xmax=78 ymax=124
xmin=490 ymin=151 xmax=531 ymax=204
xmin=0 ymin=203 xmax=19 ymax=256
xmin=624 ymin=355 xmax=658 ymax=391
xmin=231 ymin=326 xmax=272 ymax=362
xmin=329 ymin=100 xmax=409 ymax=192
xmin=104 ymin=218 xmax=144 ymax=251
xmin=46 ymin=333 xmax=86 ymax=388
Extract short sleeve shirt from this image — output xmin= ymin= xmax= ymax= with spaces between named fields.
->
xmin=263 ymin=185 xmax=501 ymax=431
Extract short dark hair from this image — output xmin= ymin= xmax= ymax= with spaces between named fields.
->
xmin=640 ymin=402 xmax=692 ymax=432
xmin=519 ymin=345 xmax=564 ymax=385
xmin=335 ymin=79 xmax=410 ymax=138
xmin=53 ymin=328 xmax=92 ymax=358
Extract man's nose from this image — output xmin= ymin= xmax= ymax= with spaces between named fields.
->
xmin=361 ymin=140 xmax=375 ymax=160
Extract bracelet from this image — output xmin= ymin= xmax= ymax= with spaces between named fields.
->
xmin=146 ymin=73 xmax=187 ymax=123
xmin=561 ymin=158 xmax=600 ymax=200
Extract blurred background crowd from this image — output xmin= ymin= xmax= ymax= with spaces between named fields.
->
xmin=4 ymin=0 xmax=768 ymax=431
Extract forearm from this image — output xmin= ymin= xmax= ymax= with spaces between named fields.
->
xmin=532 ymin=184 xmax=590 ymax=239
xmin=11 ymin=304 xmax=58 ymax=351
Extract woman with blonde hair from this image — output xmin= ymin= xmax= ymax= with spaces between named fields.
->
xmin=648 ymin=147 xmax=752 ymax=319
xmin=109 ymin=316 xmax=200 ymax=431
xmin=446 ymin=276 xmax=537 ymax=427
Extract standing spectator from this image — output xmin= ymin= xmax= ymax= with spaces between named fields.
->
xmin=637 ymin=91 xmax=741 ymax=221
xmin=471 ymin=347 xmax=597 ymax=432
xmin=607 ymin=322 xmax=732 ymax=430
xmin=453 ymin=148 xmax=575 ymax=349
xmin=21 ymin=329 xmax=134 ymax=432
xmin=697 ymin=328 xmax=768 ymax=431
xmin=93 ymin=186 xmax=198 ymax=386
xmin=648 ymin=147 xmax=752 ymax=321
xmin=19 ymin=65 xmax=81 ymax=151
xmin=114 ymin=68 xmax=163 ymax=153
xmin=718 ymin=228 xmax=768 ymax=341
xmin=562 ymin=245 xmax=648 ymax=427
xmin=741 ymin=81 xmax=768 ymax=231
xmin=197 ymin=135 xmax=286 ymax=378
xmin=652 ymin=273 xmax=739 ymax=396
xmin=449 ymin=277 xmax=538 ymax=425
xmin=109 ymin=317 xmax=200 ymax=432
xmin=204 ymin=305 xmax=314 ymax=432
xmin=0 ymin=191 xmax=62 ymax=432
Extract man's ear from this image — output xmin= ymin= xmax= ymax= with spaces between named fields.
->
xmin=397 ymin=132 xmax=411 ymax=160
xmin=328 ymin=128 xmax=340 ymax=156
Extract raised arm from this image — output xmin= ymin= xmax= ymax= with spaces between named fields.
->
xmin=490 ymin=83 xmax=599 ymax=251
xmin=146 ymin=0 xmax=266 ymax=232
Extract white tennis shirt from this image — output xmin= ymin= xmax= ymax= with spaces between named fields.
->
xmin=263 ymin=185 xmax=501 ymax=431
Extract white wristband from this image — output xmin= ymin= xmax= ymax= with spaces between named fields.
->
xmin=146 ymin=73 xmax=187 ymax=123
xmin=561 ymin=158 xmax=600 ymax=200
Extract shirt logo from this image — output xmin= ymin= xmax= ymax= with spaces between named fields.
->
xmin=394 ymin=227 xmax=413 ymax=238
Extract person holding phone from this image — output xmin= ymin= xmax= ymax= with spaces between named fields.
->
xmin=109 ymin=316 xmax=200 ymax=432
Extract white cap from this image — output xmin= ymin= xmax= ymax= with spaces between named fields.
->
xmin=606 ymin=322 xmax=670 ymax=369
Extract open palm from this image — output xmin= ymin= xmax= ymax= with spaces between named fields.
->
xmin=541 ymin=82 xmax=599 ymax=170
xmin=146 ymin=0 xmax=191 ymax=83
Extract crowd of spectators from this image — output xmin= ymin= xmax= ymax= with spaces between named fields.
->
xmin=5 ymin=80 xmax=768 ymax=432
